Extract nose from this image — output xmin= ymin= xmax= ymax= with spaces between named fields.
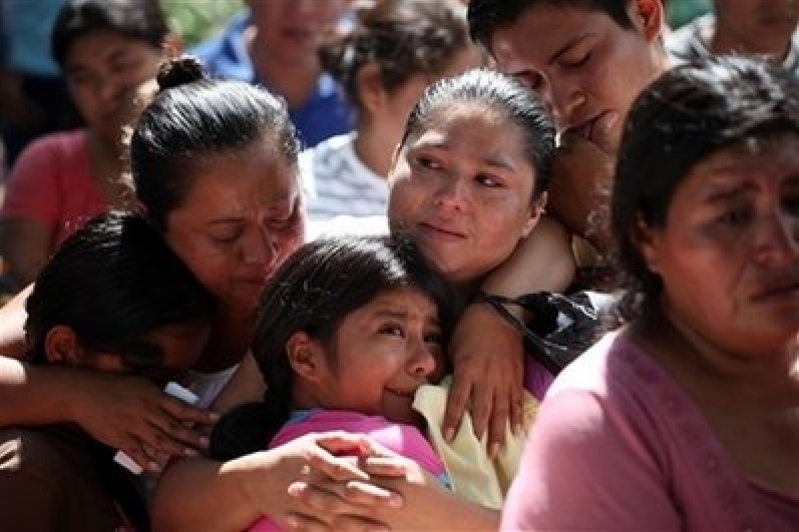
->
xmin=95 ymin=72 xmax=125 ymax=106
xmin=752 ymin=210 xmax=799 ymax=267
xmin=432 ymin=175 xmax=468 ymax=213
xmin=406 ymin=341 xmax=439 ymax=379
xmin=242 ymin=228 xmax=279 ymax=270
xmin=549 ymin=78 xmax=586 ymax=129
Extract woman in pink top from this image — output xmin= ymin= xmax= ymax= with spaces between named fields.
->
xmin=502 ymin=56 xmax=799 ymax=530
xmin=0 ymin=0 xmax=175 ymax=287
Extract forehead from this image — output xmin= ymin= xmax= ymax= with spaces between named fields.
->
xmin=489 ymin=4 xmax=622 ymax=64
xmin=180 ymin=142 xmax=299 ymax=208
xmin=411 ymin=102 xmax=530 ymax=155
xmin=63 ymin=29 xmax=156 ymax=68
xmin=677 ymin=135 xmax=799 ymax=196
xmin=347 ymin=287 xmax=440 ymax=319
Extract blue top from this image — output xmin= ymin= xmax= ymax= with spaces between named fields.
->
xmin=192 ymin=11 xmax=354 ymax=148
xmin=2 ymin=0 xmax=64 ymax=76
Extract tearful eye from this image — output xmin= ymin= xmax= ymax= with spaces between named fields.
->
xmin=417 ymin=156 xmax=443 ymax=171
xmin=717 ymin=207 xmax=752 ymax=227
xmin=424 ymin=331 xmax=443 ymax=345
xmin=476 ymin=174 xmax=501 ymax=188
xmin=379 ymin=324 xmax=405 ymax=337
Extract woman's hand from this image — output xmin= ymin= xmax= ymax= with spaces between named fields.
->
xmin=444 ymin=302 xmax=525 ymax=457
xmin=288 ymin=438 xmax=499 ymax=531
xmin=70 ymin=371 xmax=217 ymax=473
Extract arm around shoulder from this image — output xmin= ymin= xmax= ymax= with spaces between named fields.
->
xmin=482 ymin=215 xmax=576 ymax=297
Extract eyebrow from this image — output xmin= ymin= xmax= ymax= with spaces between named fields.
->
xmin=66 ymin=48 xmax=133 ymax=73
xmin=704 ymin=183 xmax=755 ymax=204
xmin=415 ymin=141 xmax=520 ymax=173
xmin=481 ymin=155 xmax=519 ymax=173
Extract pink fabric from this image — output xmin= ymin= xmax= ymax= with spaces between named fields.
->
xmin=1 ymin=130 xmax=108 ymax=247
xmin=523 ymin=353 xmax=554 ymax=400
xmin=249 ymin=409 xmax=448 ymax=532
xmin=502 ymin=331 xmax=799 ymax=531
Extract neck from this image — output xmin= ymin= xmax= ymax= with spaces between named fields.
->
xmin=352 ymin=121 xmax=396 ymax=179
xmin=246 ymin=26 xmax=320 ymax=108
xmin=193 ymin=306 xmax=256 ymax=373
xmin=635 ymin=304 xmax=799 ymax=407
xmin=707 ymin=19 xmax=791 ymax=63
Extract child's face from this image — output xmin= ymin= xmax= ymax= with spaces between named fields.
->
xmin=63 ymin=29 xmax=163 ymax=146
xmin=312 ymin=287 xmax=446 ymax=426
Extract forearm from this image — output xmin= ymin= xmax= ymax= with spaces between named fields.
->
xmin=435 ymin=497 xmax=499 ymax=531
xmin=0 ymin=357 xmax=83 ymax=426
xmin=0 ymin=284 xmax=30 ymax=358
xmin=152 ymin=453 xmax=274 ymax=531
xmin=482 ymin=216 xmax=575 ymax=299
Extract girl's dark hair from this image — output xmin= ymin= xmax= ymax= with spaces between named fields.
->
xmin=52 ymin=0 xmax=170 ymax=68
xmin=320 ymin=0 xmax=475 ymax=110
xmin=611 ymin=55 xmax=799 ymax=320
xmin=400 ymin=68 xmax=555 ymax=198
xmin=129 ymin=55 xmax=300 ymax=231
xmin=210 ymin=235 xmax=455 ymax=460
xmin=468 ymin=0 xmax=633 ymax=51
xmin=24 ymin=211 xmax=215 ymax=370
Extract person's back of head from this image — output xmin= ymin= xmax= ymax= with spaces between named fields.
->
xmin=24 ymin=210 xmax=215 ymax=375
xmin=320 ymin=0 xmax=478 ymax=112
xmin=129 ymin=55 xmax=300 ymax=232
xmin=209 ymin=234 xmax=455 ymax=460
xmin=468 ymin=0 xmax=635 ymax=49
xmin=51 ymin=0 xmax=170 ymax=70
xmin=611 ymin=55 xmax=799 ymax=319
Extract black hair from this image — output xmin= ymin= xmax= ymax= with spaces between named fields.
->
xmin=468 ymin=0 xmax=633 ymax=51
xmin=209 ymin=235 xmax=455 ymax=460
xmin=400 ymin=68 xmax=555 ymax=198
xmin=24 ymin=211 xmax=215 ymax=371
xmin=611 ymin=55 xmax=799 ymax=320
xmin=320 ymin=0 xmax=475 ymax=110
xmin=129 ymin=55 xmax=300 ymax=231
xmin=51 ymin=0 xmax=170 ymax=69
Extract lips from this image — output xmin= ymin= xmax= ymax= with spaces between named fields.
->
xmin=752 ymin=276 xmax=799 ymax=301
xmin=385 ymin=387 xmax=417 ymax=399
xmin=417 ymin=222 xmax=466 ymax=241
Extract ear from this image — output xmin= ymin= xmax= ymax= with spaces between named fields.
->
xmin=521 ymin=192 xmax=547 ymax=238
xmin=633 ymin=215 xmax=662 ymax=275
xmin=286 ymin=331 xmax=327 ymax=383
xmin=355 ymin=63 xmax=387 ymax=115
xmin=44 ymin=326 xmax=82 ymax=365
xmin=628 ymin=0 xmax=664 ymax=43
xmin=162 ymin=32 xmax=183 ymax=58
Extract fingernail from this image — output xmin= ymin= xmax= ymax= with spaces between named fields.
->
xmin=514 ymin=423 xmax=523 ymax=436
xmin=443 ymin=427 xmax=455 ymax=442
xmin=389 ymin=495 xmax=403 ymax=508
xmin=489 ymin=442 xmax=500 ymax=459
xmin=208 ymin=412 xmax=221 ymax=421
xmin=198 ymin=436 xmax=209 ymax=448
xmin=285 ymin=515 xmax=299 ymax=529
xmin=184 ymin=447 xmax=199 ymax=456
